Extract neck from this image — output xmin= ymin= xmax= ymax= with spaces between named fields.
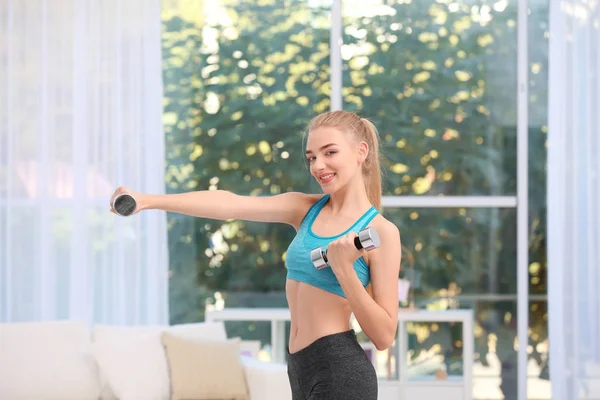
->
xmin=325 ymin=177 xmax=372 ymax=216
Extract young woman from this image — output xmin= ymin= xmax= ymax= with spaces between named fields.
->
xmin=110 ymin=110 xmax=402 ymax=400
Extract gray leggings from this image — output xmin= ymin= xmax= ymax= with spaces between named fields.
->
xmin=286 ymin=329 xmax=378 ymax=400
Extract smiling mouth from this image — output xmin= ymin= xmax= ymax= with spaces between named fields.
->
xmin=319 ymin=173 xmax=336 ymax=183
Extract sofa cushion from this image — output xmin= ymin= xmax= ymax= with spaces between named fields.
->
xmin=91 ymin=321 xmax=228 ymax=400
xmin=91 ymin=332 xmax=170 ymax=400
xmin=241 ymin=356 xmax=293 ymax=400
xmin=161 ymin=332 xmax=249 ymax=400
xmin=0 ymin=320 xmax=101 ymax=400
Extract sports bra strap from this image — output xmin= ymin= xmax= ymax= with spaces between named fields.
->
xmin=301 ymin=195 xmax=329 ymax=229
xmin=355 ymin=207 xmax=379 ymax=231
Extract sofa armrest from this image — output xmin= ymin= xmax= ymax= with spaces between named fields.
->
xmin=241 ymin=356 xmax=292 ymax=400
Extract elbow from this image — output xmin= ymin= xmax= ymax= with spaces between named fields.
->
xmin=373 ymin=330 xmax=396 ymax=351
xmin=374 ymin=338 xmax=394 ymax=352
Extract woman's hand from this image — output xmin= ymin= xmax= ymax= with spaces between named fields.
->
xmin=109 ymin=185 xmax=146 ymax=215
xmin=325 ymin=232 xmax=365 ymax=278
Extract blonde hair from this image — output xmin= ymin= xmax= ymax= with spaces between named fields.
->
xmin=307 ymin=111 xmax=383 ymax=210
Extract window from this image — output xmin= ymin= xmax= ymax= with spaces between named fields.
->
xmin=161 ymin=1 xmax=549 ymax=399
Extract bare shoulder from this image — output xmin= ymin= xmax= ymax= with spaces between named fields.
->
xmin=366 ymin=214 xmax=402 ymax=329
xmin=363 ymin=214 xmax=401 ymax=266
xmin=371 ymin=214 xmax=401 ymax=243
xmin=280 ymin=192 xmax=323 ymax=209
xmin=280 ymin=192 xmax=325 ymax=230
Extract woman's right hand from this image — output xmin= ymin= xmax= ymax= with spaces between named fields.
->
xmin=109 ymin=185 xmax=146 ymax=215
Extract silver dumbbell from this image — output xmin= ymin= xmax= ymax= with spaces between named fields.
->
xmin=113 ymin=193 xmax=137 ymax=217
xmin=310 ymin=227 xmax=380 ymax=270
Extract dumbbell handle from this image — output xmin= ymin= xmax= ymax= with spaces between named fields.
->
xmin=311 ymin=227 xmax=380 ymax=270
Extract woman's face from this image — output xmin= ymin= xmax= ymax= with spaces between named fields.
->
xmin=305 ymin=126 xmax=362 ymax=193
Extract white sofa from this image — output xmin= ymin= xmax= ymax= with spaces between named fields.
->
xmin=0 ymin=320 xmax=292 ymax=400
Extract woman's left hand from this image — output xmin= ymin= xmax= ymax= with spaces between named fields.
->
xmin=325 ymin=232 xmax=365 ymax=277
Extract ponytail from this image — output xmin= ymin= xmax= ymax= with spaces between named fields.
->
xmin=361 ymin=118 xmax=383 ymax=211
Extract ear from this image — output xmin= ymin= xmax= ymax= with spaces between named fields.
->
xmin=357 ymin=141 xmax=369 ymax=164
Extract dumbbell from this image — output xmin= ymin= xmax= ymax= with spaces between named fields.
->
xmin=310 ymin=227 xmax=380 ymax=270
xmin=113 ymin=193 xmax=137 ymax=217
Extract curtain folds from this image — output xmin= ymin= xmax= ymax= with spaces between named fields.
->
xmin=0 ymin=0 xmax=169 ymax=325
xmin=547 ymin=0 xmax=600 ymax=398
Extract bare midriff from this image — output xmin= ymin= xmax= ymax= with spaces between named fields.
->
xmin=285 ymin=279 xmax=353 ymax=354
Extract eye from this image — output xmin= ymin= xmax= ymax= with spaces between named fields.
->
xmin=326 ymin=151 xmax=337 ymax=156
xmin=306 ymin=156 xmax=316 ymax=162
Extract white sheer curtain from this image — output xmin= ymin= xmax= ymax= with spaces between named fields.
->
xmin=0 ymin=0 xmax=169 ymax=325
xmin=547 ymin=0 xmax=600 ymax=398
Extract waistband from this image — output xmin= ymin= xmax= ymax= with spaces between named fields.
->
xmin=287 ymin=330 xmax=361 ymax=364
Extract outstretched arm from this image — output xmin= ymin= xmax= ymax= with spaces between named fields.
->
xmin=110 ymin=186 xmax=320 ymax=229
xmin=325 ymin=219 xmax=401 ymax=350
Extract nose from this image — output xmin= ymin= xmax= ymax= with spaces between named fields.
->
xmin=312 ymin=157 xmax=325 ymax=174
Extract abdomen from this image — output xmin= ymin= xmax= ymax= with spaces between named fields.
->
xmin=286 ymin=279 xmax=353 ymax=353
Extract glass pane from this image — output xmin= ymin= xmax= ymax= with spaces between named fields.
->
xmin=162 ymin=0 xmax=331 ymax=197
xmin=161 ymin=0 xmax=332 ymax=325
xmin=472 ymin=300 xmax=518 ymax=400
xmin=222 ymin=320 xmax=281 ymax=362
xmin=529 ymin=301 xmax=550 ymax=400
xmin=384 ymin=207 xmax=517 ymax=297
xmin=342 ymin=0 xmax=518 ymax=196
xmin=404 ymin=321 xmax=466 ymax=379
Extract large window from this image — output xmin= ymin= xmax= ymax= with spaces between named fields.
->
xmin=161 ymin=0 xmax=549 ymax=399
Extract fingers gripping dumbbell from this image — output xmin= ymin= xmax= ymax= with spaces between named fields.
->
xmin=310 ymin=227 xmax=380 ymax=270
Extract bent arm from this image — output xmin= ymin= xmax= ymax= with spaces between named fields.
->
xmin=140 ymin=189 xmax=318 ymax=228
xmin=336 ymin=220 xmax=401 ymax=350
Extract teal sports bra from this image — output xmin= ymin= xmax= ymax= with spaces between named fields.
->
xmin=285 ymin=194 xmax=380 ymax=298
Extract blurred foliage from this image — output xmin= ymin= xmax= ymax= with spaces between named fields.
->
xmin=161 ymin=0 xmax=327 ymax=325
xmin=161 ymin=0 xmax=548 ymax=396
